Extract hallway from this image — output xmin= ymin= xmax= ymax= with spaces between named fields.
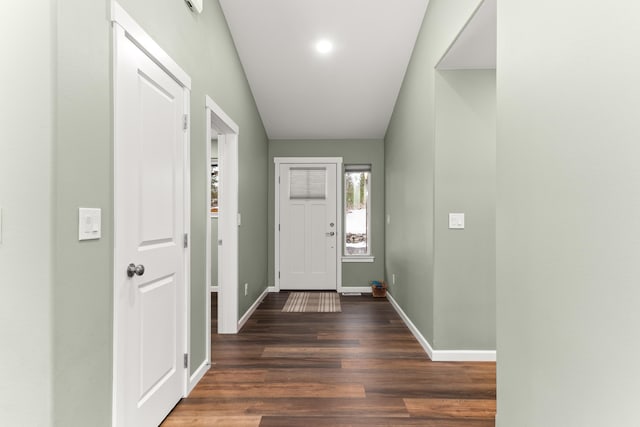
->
xmin=162 ymin=292 xmax=496 ymax=426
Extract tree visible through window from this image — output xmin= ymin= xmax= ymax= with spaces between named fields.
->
xmin=211 ymin=158 xmax=219 ymax=216
xmin=345 ymin=165 xmax=370 ymax=256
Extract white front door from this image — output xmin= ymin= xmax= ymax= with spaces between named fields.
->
xmin=114 ymin=25 xmax=186 ymax=427
xmin=278 ymin=162 xmax=338 ymax=290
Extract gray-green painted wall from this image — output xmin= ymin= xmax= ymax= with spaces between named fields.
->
xmin=384 ymin=0 xmax=483 ymax=348
xmin=53 ymin=1 xmax=268 ymax=425
xmin=268 ymin=140 xmax=385 ymax=288
xmin=496 ymin=1 xmax=640 ymax=425
xmin=1 ymin=3 xmax=54 ymax=426
xmin=55 ymin=2 xmax=112 ymax=424
xmin=434 ymin=70 xmax=496 ymax=350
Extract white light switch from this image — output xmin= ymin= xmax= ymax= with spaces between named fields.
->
xmin=79 ymin=208 xmax=102 ymax=240
xmin=449 ymin=213 xmax=465 ymax=229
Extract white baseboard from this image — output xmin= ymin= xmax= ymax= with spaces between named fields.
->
xmin=386 ymin=292 xmax=435 ymax=359
xmin=386 ymin=292 xmax=496 ymax=362
xmin=210 ymin=285 xmax=219 ymax=293
xmin=339 ymin=286 xmax=373 ymax=293
xmin=432 ymin=349 xmax=496 ymax=362
xmin=187 ymin=359 xmax=209 ymax=395
xmin=267 ymin=286 xmax=277 ymax=293
xmin=238 ymin=287 xmax=269 ymax=331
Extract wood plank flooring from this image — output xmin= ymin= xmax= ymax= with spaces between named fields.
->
xmin=161 ymin=292 xmax=496 ymax=426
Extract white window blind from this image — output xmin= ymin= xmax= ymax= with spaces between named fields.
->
xmin=289 ymin=167 xmax=327 ymax=199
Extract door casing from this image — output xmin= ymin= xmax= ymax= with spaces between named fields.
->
xmin=205 ymin=96 xmax=240 ymax=342
xmin=111 ymin=3 xmax=191 ymax=425
xmin=274 ymin=157 xmax=343 ymax=292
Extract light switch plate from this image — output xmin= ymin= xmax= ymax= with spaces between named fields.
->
xmin=79 ymin=208 xmax=102 ymax=240
xmin=449 ymin=213 xmax=465 ymax=229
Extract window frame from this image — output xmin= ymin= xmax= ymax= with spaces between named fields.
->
xmin=342 ymin=165 xmax=374 ymax=262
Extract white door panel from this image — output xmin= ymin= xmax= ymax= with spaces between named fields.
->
xmin=279 ymin=163 xmax=337 ymax=290
xmin=310 ymin=203 xmax=327 ymax=273
xmin=114 ymin=26 xmax=185 ymax=427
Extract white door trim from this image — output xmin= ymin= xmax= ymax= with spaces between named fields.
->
xmin=273 ymin=157 xmax=343 ymax=292
xmin=111 ymin=3 xmax=191 ymax=424
xmin=111 ymin=1 xmax=191 ymax=90
xmin=205 ymin=96 xmax=239 ymax=337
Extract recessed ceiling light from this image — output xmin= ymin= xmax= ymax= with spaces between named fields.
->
xmin=315 ymin=39 xmax=333 ymax=54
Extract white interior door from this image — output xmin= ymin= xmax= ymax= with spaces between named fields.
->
xmin=278 ymin=163 xmax=338 ymax=290
xmin=114 ymin=25 xmax=186 ymax=427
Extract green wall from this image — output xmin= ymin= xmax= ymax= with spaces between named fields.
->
xmin=55 ymin=1 xmax=112 ymax=424
xmin=496 ymin=1 xmax=640 ymax=425
xmin=433 ymin=70 xmax=496 ymax=350
xmin=268 ymin=139 xmax=385 ymax=288
xmin=53 ymin=0 xmax=268 ymax=425
xmin=0 ymin=2 xmax=54 ymax=426
xmin=384 ymin=0 xmax=483 ymax=348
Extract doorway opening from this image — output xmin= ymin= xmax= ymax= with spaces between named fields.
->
xmin=205 ymin=97 xmax=240 ymax=369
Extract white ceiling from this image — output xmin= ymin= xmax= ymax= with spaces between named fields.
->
xmin=436 ymin=0 xmax=496 ymax=70
xmin=219 ymin=0 xmax=429 ymax=140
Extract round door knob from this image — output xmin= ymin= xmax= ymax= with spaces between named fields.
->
xmin=127 ymin=263 xmax=145 ymax=278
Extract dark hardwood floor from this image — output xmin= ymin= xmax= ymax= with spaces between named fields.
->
xmin=162 ymin=292 xmax=496 ymax=426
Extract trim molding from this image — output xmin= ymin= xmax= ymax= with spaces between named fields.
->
xmin=386 ymin=292 xmax=435 ymax=360
xmin=111 ymin=1 xmax=191 ymax=89
xmin=209 ymin=286 xmax=219 ymax=293
xmin=206 ymin=97 xmax=239 ymax=134
xmin=204 ymin=103 xmax=212 ymax=377
xmin=187 ymin=360 xmax=209 ymax=395
xmin=342 ymin=256 xmax=375 ymax=263
xmin=205 ymin=96 xmax=240 ymax=335
xmin=340 ymin=286 xmax=373 ymax=294
xmin=238 ymin=287 xmax=269 ymax=331
xmin=386 ymin=292 xmax=496 ymax=362
xmin=431 ymin=349 xmax=496 ymax=362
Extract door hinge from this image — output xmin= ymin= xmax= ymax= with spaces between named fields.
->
xmin=183 ymin=353 xmax=189 ymax=369
xmin=183 ymin=114 xmax=188 ymax=130
xmin=218 ymin=239 xmax=223 ymax=246
xmin=278 ymin=271 xmax=280 ymax=279
xmin=278 ymin=224 xmax=280 ymax=231
xmin=278 ymin=176 xmax=280 ymax=184
xmin=184 ymin=233 xmax=188 ymax=248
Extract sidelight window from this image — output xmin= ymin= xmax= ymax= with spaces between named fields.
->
xmin=344 ymin=165 xmax=371 ymax=257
